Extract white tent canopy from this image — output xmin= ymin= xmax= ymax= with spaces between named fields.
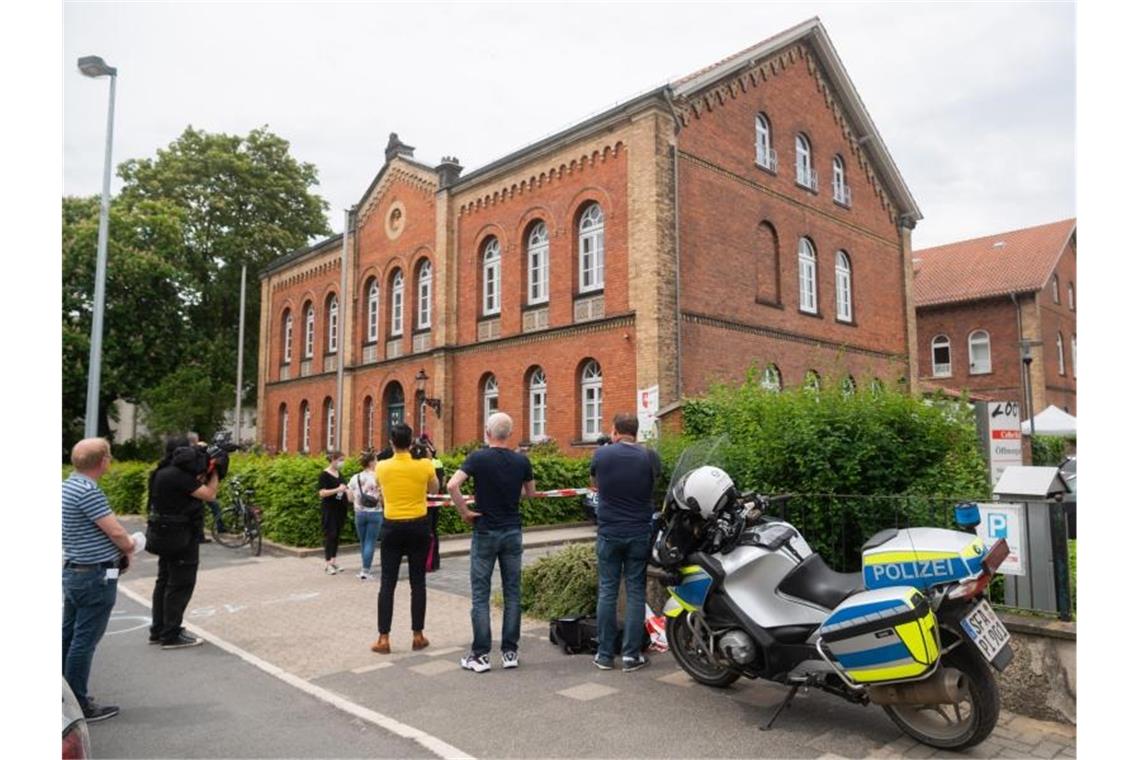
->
xmin=1021 ymin=405 xmax=1077 ymax=438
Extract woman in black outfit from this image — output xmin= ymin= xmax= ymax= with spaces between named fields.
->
xmin=317 ymin=450 xmax=349 ymax=574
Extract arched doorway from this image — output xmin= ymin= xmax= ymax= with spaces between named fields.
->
xmin=384 ymin=381 xmax=405 ymax=438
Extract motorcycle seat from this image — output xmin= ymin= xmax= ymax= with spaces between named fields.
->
xmin=776 ymin=553 xmax=863 ymax=611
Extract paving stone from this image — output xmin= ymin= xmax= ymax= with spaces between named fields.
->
xmin=902 ymin=744 xmax=936 ymax=758
xmin=989 ymin=736 xmax=1035 ymax=754
xmin=1031 ymin=741 xmax=1063 ymax=759
xmin=654 ymin=670 xmax=695 ymax=688
xmin=998 ymin=750 xmax=1031 ymax=759
xmin=423 ymin=645 xmax=464 ymax=658
xmin=407 ymin=659 xmax=460 ymax=676
xmin=350 ymin=661 xmax=393 ymax=674
xmin=557 ymin=682 xmax=618 ymax=701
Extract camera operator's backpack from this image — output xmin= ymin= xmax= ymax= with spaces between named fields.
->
xmin=549 ymin=616 xmax=599 ymax=655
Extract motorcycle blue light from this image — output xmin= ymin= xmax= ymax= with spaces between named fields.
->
xmin=955 ymin=502 xmax=981 ymax=531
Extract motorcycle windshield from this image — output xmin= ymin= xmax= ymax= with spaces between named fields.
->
xmin=668 ymin=434 xmax=732 ymax=506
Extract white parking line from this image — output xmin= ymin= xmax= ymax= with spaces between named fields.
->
xmin=117 ymin=585 xmax=474 ymax=760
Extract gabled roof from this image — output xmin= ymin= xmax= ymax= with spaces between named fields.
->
xmin=912 ymin=219 xmax=1076 ymax=308
xmin=261 ymin=233 xmax=343 ymax=277
xmin=670 ymin=17 xmax=921 ymax=224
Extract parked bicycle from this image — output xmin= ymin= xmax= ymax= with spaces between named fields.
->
xmin=211 ymin=475 xmax=263 ymax=556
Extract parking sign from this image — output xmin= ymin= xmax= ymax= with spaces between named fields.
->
xmin=977 ymin=502 xmax=1026 ymax=576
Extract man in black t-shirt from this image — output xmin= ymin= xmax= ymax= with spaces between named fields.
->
xmin=148 ymin=436 xmax=218 ymax=649
xmin=447 ymin=412 xmax=537 ymax=673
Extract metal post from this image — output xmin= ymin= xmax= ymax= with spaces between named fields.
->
xmin=1049 ymin=496 xmax=1073 ymax=621
xmin=83 ymin=71 xmax=117 ymax=437
xmin=234 ymin=263 xmax=247 ymax=442
xmin=336 ymin=209 xmax=351 ymax=449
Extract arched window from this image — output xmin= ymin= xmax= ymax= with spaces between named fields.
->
xmin=482 ymin=238 xmax=501 ymax=315
xmin=835 ymin=250 xmax=852 ymax=322
xmin=969 ymin=330 xmax=991 ymax=374
xmin=795 ymin=134 xmax=815 ymax=189
xmin=390 ymin=270 xmax=404 ymax=336
xmin=326 ymin=294 xmax=338 ymax=353
xmin=1052 ymin=275 xmax=1060 ymax=303
xmin=870 ymin=378 xmax=885 ymax=397
xmin=1057 ymin=332 xmax=1066 ymax=375
xmin=760 ymin=364 xmax=782 ymax=392
xmin=300 ymin=400 xmax=311 ymax=453
xmin=755 ymin=113 xmax=774 ymax=170
xmin=482 ymin=374 xmax=499 ymax=429
xmin=841 ymin=375 xmax=856 ymax=396
xmin=529 ymin=368 xmax=547 ymax=441
xmin=417 ymin=260 xmax=432 ymax=329
xmin=578 ymin=203 xmax=605 ymax=293
xmin=366 ymin=279 xmax=380 ymax=343
xmin=527 ymin=222 xmax=550 ymax=305
xmin=363 ymin=396 xmax=374 ymax=451
xmin=279 ymin=403 xmax=289 ymax=452
xmin=303 ymin=302 xmax=315 ymax=359
xmin=756 ymin=221 xmax=780 ymax=305
xmin=832 ymin=155 xmax=849 ymax=205
xmin=798 ymin=238 xmax=818 ymax=314
xmin=323 ymin=397 xmax=335 ymax=451
xmin=282 ymin=310 xmax=293 ymax=364
xmin=580 ymin=360 xmax=603 ymax=440
xmin=1071 ymin=334 xmax=1076 ymax=378
xmin=932 ymin=335 xmax=952 ymax=377
xmin=384 ymin=383 xmax=405 ymax=437
xmin=804 ymin=370 xmax=821 ymax=393
xmin=1068 ymin=282 xmax=1075 ymax=310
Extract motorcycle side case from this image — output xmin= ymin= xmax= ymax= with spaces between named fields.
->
xmin=862 ymin=527 xmax=986 ymax=591
xmin=819 ymin=586 xmax=940 ymax=684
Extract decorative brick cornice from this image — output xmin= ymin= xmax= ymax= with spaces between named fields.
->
xmin=457 ymin=142 xmax=625 ymax=218
xmin=682 ymin=311 xmax=907 ymax=363
xmin=358 ymin=163 xmax=438 ymax=227
xmin=271 ymin=258 xmax=341 ymax=292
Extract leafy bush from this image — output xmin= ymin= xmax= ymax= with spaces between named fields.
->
xmin=97 ymin=462 xmax=152 ymax=514
xmin=521 ymin=543 xmax=598 ymax=618
xmin=1031 ymin=435 xmax=1070 ymax=466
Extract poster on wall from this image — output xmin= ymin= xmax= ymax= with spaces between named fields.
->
xmin=637 ymin=385 xmax=659 ymax=442
xmin=984 ymin=401 xmax=1023 ymax=485
xmin=977 ymin=502 xmax=1026 ymax=576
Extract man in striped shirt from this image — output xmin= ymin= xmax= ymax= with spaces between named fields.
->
xmin=63 ymin=438 xmax=135 ymax=722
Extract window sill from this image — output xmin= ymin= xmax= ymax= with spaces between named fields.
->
xmin=413 ymin=327 xmax=431 ymax=335
xmin=968 ymin=370 xmax=994 ymax=377
xmin=478 ymin=314 xmax=501 ymax=322
xmin=522 ymin=301 xmax=550 ymax=313
xmin=571 ymin=439 xmax=605 ymax=448
xmin=755 ymin=297 xmax=783 ymax=309
xmin=795 ymin=180 xmax=820 ymax=195
xmin=575 ymin=288 xmax=605 ymax=299
xmin=798 ymin=309 xmax=823 ymax=319
xmin=835 ymin=317 xmax=857 ymax=327
xmin=832 ymin=198 xmax=851 ymax=210
xmin=754 ymin=161 xmax=777 ymax=177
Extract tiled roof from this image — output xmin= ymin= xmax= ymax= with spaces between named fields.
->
xmin=913 ymin=219 xmax=1075 ymax=307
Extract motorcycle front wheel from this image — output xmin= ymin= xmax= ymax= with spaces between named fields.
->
xmin=883 ymin=643 xmax=1000 ymax=750
xmin=665 ymin=614 xmax=740 ymax=688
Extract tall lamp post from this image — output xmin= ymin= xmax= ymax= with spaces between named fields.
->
xmin=78 ymin=55 xmax=118 ymax=438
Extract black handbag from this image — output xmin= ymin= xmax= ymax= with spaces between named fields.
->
xmin=359 ymin=492 xmax=380 ymax=509
xmin=145 ymin=513 xmax=193 ymax=556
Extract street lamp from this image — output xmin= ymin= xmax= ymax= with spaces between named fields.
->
xmin=78 ymin=55 xmax=118 ymax=438
xmin=414 ymin=369 xmax=442 ymax=435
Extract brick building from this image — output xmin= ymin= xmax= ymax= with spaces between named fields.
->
xmin=913 ymin=218 xmax=1077 ymax=415
xmin=256 ymin=18 xmax=923 ymax=455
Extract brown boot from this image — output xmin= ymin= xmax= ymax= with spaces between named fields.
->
xmin=370 ymin=634 xmax=390 ymax=654
xmin=412 ymin=631 xmax=430 ymax=651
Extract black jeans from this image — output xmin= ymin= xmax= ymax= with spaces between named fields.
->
xmin=322 ymin=504 xmax=347 ymax=561
xmin=377 ymin=518 xmax=430 ymax=634
xmin=151 ymin=540 xmax=200 ymax=642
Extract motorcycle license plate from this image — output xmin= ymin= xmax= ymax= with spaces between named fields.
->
xmin=960 ymin=599 xmax=1011 ymax=663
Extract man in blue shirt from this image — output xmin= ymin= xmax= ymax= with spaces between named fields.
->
xmin=63 ymin=438 xmax=136 ymax=722
xmin=448 ymin=412 xmax=537 ymax=673
xmin=590 ymin=413 xmax=662 ymax=672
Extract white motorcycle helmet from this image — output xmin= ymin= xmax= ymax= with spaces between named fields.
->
xmin=674 ymin=465 xmax=736 ymax=519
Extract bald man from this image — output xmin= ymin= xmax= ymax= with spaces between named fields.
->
xmin=63 ymin=438 xmax=135 ymax=722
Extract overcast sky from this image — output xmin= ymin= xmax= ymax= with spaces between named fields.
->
xmin=62 ymin=1 xmax=1075 ymax=250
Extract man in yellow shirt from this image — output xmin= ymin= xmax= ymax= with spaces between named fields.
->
xmin=371 ymin=423 xmax=439 ymax=654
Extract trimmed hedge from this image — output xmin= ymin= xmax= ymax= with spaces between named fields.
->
xmin=520 ymin=543 xmax=598 ymax=618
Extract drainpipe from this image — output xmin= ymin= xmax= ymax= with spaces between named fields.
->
xmin=336 ymin=209 xmax=352 ymax=449
xmin=1011 ymin=292 xmax=1036 ymax=440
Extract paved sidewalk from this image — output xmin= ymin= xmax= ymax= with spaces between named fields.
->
xmin=116 ymin=520 xmax=1076 ymax=758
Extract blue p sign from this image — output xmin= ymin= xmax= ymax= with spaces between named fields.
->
xmin=988 ymin=513 xmax=1008 ymax=540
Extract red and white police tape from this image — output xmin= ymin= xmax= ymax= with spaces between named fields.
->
xmin=425 ymin=487 xmax=593 ymax=507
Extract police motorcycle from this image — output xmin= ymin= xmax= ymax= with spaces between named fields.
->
xmin=652 ymin=438 xmax=1013 ymax=750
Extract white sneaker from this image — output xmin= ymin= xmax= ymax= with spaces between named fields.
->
xmin=325 ymin=565 xmax=338 ymax=575
xmin=501 ymin=651 xmax=519 ymax=669
xmin=358 ymin=570 xmax=372 ymax=580
xmin=460 ymin=653 xmax=490 ymax=673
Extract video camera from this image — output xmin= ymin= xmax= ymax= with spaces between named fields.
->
xmin=169 ymin=431 xmax=240 ymax=481
xmin=205 ymin=430 xmax=241 ymax=480
xmin=409 ymin=434 xmax=437 ymax=461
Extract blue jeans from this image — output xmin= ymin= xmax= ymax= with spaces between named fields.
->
xmin=595 ymin=532 xmax=651 ymax=662
xmin=355 ymin=511 xmax=383 ymax=572
xmin=62 ymin=565 xmax=118 ymax=707
xmin=469 ymin=528 xmax=523 ymax=657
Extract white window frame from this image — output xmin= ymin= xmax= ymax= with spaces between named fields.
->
xmin=795 ymin=134 xmax=814 ymax=188
xmin=280 ymin=406 xmax=289 ymax=452
xmin=841 ymin=376 xmax=856 ymax=396
xmin=483 ymin=375 xmax=499 ymax=426
xmin=325 ymin=400 xmax=335 ymax=451
xmin=483 ymin=238 xmax=501 ymax=315
xmin=832 ymin=155 xmax=849 ymax=205
xmin=391 ymin=271 xmax=404 ymax=336
xmin=364 ymin=397 xmax=374 ymax=450
xmin=969 ymin=330 xmax=991 ymax=374
xmin=755 ymin=114 xmax=774 ymax=169
xmin=327 ymin=295 xmax=338 ymax=353
xmin=804 ymin=371 xmax=821 ymax=392
xmin=760 ymin=365 xmax=781 ymax=392
xmin=581 ymin=360 xmax=603 ymax=440
xmin=1052 ymin=275 xmax=1060 ymax=303
xmin=578 ymin=204 xmax=605 ymax=293
xmin=301 ymin=402 xmax=311 ymax=453
xmin=1071 ymin=335 xmax=1076 ymax=378
xmin=283 ymin=312 xmax=293 ymax=364
xmin=1068 ymin=282 xmax=1075 ymax=310
xmin=527 ymin=223 xmax=550 ymax=305
xmin=835 ymin=250 xmax=852 ymax=322
xmin=798 ymin=238 xmax=818 ymax=314
xmin=417 ymin=261 xmax=432 ymax=329
xmin=932 ymin=335 xmax=952 ymax=378
xmin=529 ymin=368 xmax=547 ymax=441
xmin=1057 ymin=333 xmax=1066 ymax=375
xmin=303 ymin=304 xmax=315 ymax=358
xmin=367 ymin=280 xmax=379 ymax=342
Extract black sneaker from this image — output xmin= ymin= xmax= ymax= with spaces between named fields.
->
xmin=593 ymin=655 xmax=614 ymax=671
xmin=82 ymin=700 xmax=120 ymax=722
xmin=147 ymin=635 xmax=160 ymax=645
xmin=161 ymin=633 xmax=203 ymax=650
xmin=622 ymin=655 xmax=650 ymax=673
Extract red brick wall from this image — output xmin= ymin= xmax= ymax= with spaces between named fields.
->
xmin=915 ymin=298 xmax=1023 ymax=400
xmin=265 ymin=252 xmax=342 ymax=380
xmin=262 ymin=375 xmax=337 ymax=455
xmin=675 ymin=45 xmax=907 ymax=395
xmin=1040 ymin=237 xmax=1077 ymax=413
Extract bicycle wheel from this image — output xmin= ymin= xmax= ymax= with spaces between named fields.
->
xmin=212 ymin=504 xmax=249 ymax=548
xmin=247 ymin=511 xmax=263 ymax=556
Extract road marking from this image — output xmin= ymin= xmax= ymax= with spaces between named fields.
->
xmin=117 ymin=585 xmax=474 ymax=760
xmin=557 ymin=683 xmax=618 ymax=701
xmin=409 ymin=660 xmax=461 ymax=676
xmin=104 ymin=612 xmax=151 ymax=636
xmin=424 ymin=646 xmax=464 ymax=658
xmin=352 ymin=662 xmax=394 ymax=674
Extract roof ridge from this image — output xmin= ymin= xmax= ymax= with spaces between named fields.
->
xmin=914 ymin=218 xmax=1076 ymax=255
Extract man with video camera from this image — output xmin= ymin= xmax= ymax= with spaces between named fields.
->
xmin=146 ymin=435 xmax=226 ymax=649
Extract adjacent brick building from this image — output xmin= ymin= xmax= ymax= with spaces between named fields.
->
xmin=913 ymin=218 xmax=1077 ymax=416
xmin=256 ymin=18 xmax=923 ymax=455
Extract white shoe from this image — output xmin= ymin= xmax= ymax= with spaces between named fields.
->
xmin=501 ymin=651 xmax=519 ymax=669
xmin=358 ymin=570 xmax=372 ymax=580
xmin=325 ymin=565 xmax=338 ymax=575
xmin=460 ymin=653 xmax=490 ymax=673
